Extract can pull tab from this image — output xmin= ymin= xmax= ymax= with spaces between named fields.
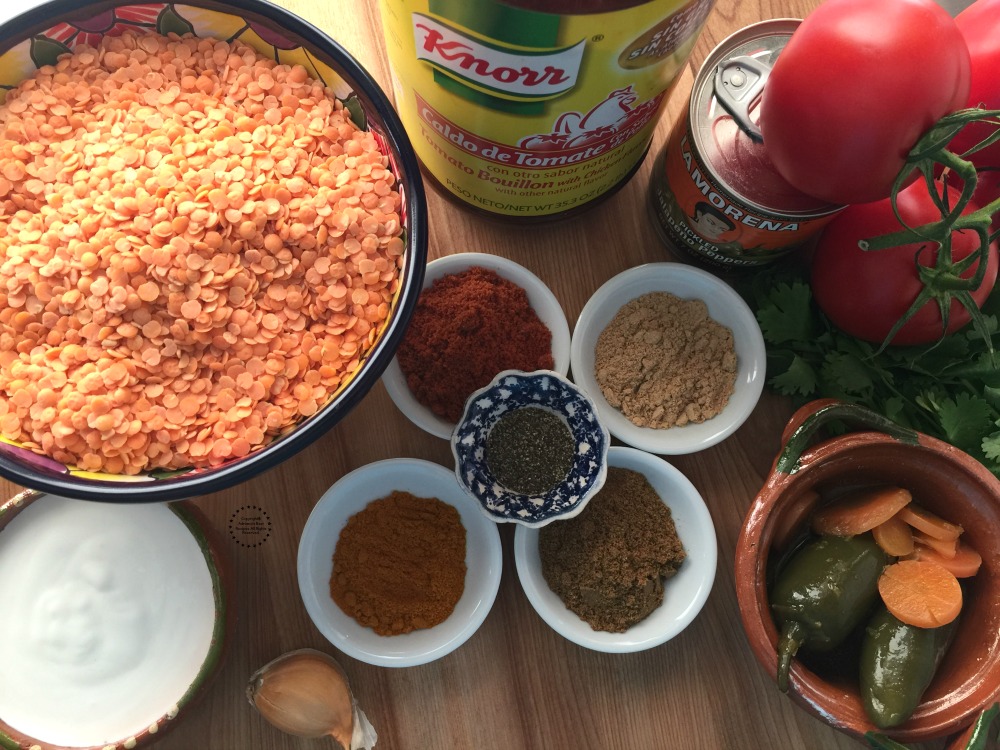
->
xmin=714 ymin=55 xmax=772 ymax=143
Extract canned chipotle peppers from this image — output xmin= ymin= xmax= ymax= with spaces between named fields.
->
xmin=649 ymin=20 xmax=843 ymax=268
xmin=379 ymin=0 xmax=717 ymax=220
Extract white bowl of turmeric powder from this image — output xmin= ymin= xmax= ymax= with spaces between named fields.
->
xmin=0 ymin=0 xmax=427 ymax=501
xmin=297 ymin=458 xmax=503 ymax=668
xmin=569 ymin=263 xmax=765 ymax=455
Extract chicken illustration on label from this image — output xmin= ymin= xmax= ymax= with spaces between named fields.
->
xmin=519 ymin=86 xmax=662 ymax=152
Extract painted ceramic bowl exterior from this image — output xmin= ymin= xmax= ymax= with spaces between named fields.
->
xmin=0 ymin=0 xmax=426 ymax=501
xmin=735 ymin=399 xmax=1000 ymax=744
xmin=0 ymin=489 xmax=235 ymax=750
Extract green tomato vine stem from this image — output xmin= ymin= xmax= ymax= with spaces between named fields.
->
xmin=853 ymin=109 xmax=1000 ymax=354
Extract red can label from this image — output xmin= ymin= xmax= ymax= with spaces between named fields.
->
xmin=648 ymin=20 xmax=842 ymax=267
xmin=650 ymin=117 xmax=837 ymax=267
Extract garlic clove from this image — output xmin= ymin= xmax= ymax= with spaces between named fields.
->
xmin=350 ymin=703 xmax=379 ymax=750
xmin=247 ymin=648 xmax=375 ymax=748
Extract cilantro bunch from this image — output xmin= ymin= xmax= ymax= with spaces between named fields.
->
xmin=742 ymin=267 xmax=1000 ymax=476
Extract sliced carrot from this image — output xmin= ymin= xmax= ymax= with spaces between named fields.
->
xmin=811 ymin=486 xmax=912 ymax=537
xmin=878 ymin=559 xmax=963 ymax=628
xmin=872 ymin=514 xmax=915 ymax=557
xmin=773 ymin=488 xmax=821 ymax=552
xmin=912 ymin=529 xmax=958 ymax=559
xmin=909 ymin=540 xmax=982 ymax=578
xmin=897 ymin=504 xmax=963 ymax=542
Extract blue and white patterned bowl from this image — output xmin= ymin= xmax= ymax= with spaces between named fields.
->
xmin=451 ymin=370 xmax=610 ymax=529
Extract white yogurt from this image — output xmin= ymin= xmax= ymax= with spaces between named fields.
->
xmin=0 ymin=495 xmax=217 ymax=747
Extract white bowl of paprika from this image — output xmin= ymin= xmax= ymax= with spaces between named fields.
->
xmin=381 ymin=252 xmax=571 ymax=439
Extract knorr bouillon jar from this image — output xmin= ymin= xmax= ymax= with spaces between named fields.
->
xmin=378 ymin=0 xmax=717 ymax=220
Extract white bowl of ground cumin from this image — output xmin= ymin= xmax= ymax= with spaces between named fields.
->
xmin=513 ymin=446 xmax=717 ymax=652
xmin=569 ymin=263 xmax=765 ymax=455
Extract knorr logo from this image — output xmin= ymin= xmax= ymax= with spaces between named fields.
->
xmin=412 ymin=13 xmax=584 ymax=102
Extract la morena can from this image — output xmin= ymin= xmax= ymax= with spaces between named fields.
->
xmin=648 ymin=19 xmax=844 ymax=268
xmin=378 ymin=0 xmax=717 ymax=222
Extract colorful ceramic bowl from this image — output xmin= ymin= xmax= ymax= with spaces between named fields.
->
xmin=0 ymin=0 xmax=427 ymax=501
xmin=735 ymin=399 xmax=1000 ymax=744
xmin=0 ymin=489 xmax=233 ymax=750
xmin=514 ymin=446 xmax=717 ymax=652
xmin=297 ymin=458 xmax=503 ymax=668
xmin=382 ymin=252 xmax=572 ymax=440
xmin=451 ymin=369 xmax=610 ymax=528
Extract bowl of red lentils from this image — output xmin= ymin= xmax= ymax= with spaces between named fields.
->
xmin=0 ymin=0 xmax=427 ymax=501
xmin=381 ymin=252 xmax=571 ymax=440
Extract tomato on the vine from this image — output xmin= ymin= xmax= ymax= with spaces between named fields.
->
xmin=760 ymin=0 xmax=971 ymax=206
xmin=810 ymin=179 xmax=998 ymax=346
xmin=948 ymin=0 xmax=1000 ymax=210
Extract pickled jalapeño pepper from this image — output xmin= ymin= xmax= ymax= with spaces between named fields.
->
xmin=770 ymin=533 xmax=887 ymax=691
xmin=860 ymin=606 xmax=956 ymax=729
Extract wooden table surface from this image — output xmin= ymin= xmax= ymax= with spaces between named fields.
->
xmin=1 ymin=0 xmax=958 ymax=748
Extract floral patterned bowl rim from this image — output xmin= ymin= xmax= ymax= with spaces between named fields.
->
xmin=0 ymin=0 xmax=428 ymax=501
xmin=451 ymin=369 xmax=611 ymax=529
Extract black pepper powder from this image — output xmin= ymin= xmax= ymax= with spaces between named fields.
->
xmin=485 ymin=406 xmax=575 ymax=496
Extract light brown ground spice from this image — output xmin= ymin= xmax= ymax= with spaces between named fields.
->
xmin=539 ymin=467 xmax=686 ymax=632
xmin=593 ymin=292 xmax=736 ymax=429
xmin=0 ymin=31 xmax=404 ymax=474
xmin=330 ymin=491 xmax=467 ymax=636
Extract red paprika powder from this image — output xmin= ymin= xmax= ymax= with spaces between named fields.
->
xmin=396 ymin=266 xmax=554 ymax=422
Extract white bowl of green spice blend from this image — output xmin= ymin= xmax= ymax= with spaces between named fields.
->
xmin=382 ymin=253 xmax=572 ymax=440
xmin=297 ymin=458 xmax=503 ymax=668
xmin=514 ymin=446 xmax=717 ymax=653
xmin=569 ymin=263 xmax=766 ymax=455
xmin=451 ymin=370 xmax=610 ymax=529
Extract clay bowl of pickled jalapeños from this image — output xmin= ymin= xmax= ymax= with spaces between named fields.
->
xmin=735 ymin=399 xmax=1000 ymax=744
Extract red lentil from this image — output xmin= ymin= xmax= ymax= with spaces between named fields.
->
xmin=0 ymin=31 xmax=405 ymax=474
